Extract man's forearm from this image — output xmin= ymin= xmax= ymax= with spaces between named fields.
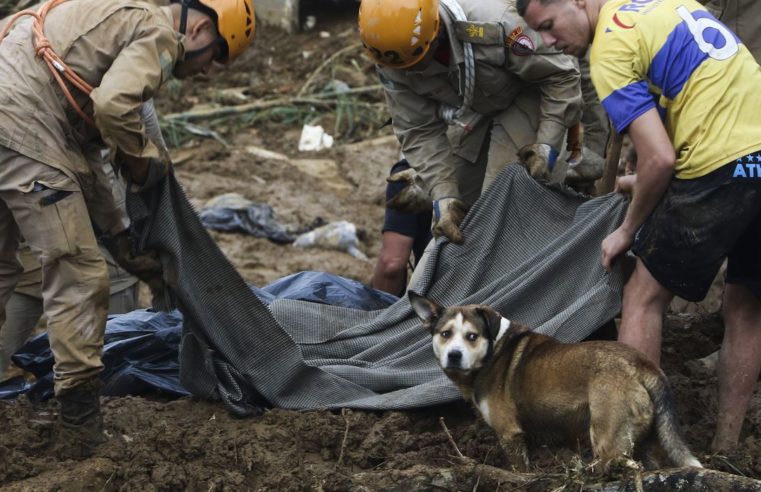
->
xmin=621 ymin=109 xmax=676 ymax=235
xmin=620 ymin=157 xmax=672 ymax=235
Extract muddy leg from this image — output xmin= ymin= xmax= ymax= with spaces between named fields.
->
xmin=589 ymin=389 xmax=652 ymax=470
xmin=498 ymin=431 xmax=529 ymax=472
xmin=618 ymin=259 xmax=674 ymax=366
xmin=712 ymin=283 xmax=761 ymax=452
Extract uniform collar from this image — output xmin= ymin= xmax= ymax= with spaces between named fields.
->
xmin=160 ymin=5 xmax=186 ymax=61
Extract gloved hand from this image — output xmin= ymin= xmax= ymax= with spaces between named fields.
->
xmin=101 ymin=229 xmax=165 ymax=295
xmin=432 ymin=197 xmax=469 ymax=244
xmin=565 ymin=146 xmax=605 ymax=184
xmin=517 ymin=143 xmax=559 ymax=181
xmin=126 ymin=156 xmax=172 ymax=193
xmin=386 ymin=168 xmax=433 ymax=213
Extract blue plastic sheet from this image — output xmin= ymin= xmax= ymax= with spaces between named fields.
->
xmin=0 ymin=271 xmax=397 ymax=401
xmin=199 ymin=196 xmax=294 ymax=244
xmin=255 ymin=271 xmax=398 ymax=310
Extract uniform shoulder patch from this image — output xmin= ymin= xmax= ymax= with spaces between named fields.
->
xmin=506 ymin=26 xmax=535 ymax=56
xmin=453 ymin=21 xmax=503 ymax=45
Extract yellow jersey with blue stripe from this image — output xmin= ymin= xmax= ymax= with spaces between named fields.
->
xmin=590 ymin=0 xmax=761 ymax=179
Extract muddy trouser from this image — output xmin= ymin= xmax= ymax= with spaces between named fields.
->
xmin=0 ymin=285 xmax=136 ymax=378
xmin=0 ymin=292 xmax=38 ymax=377
xmin=410 ymin=96 xmax=568 ymax=288
xmin=0 ymin=149 xmax=109 ymax=394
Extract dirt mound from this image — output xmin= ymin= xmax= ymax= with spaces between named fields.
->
xmin=2 ymin=314 xmax=759 ymax=490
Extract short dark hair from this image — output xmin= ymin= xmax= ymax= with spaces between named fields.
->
xmin=516 ymin=0 xmax=557 ymax=17
xmin=516 ymin=0 xmax=531 ymax=16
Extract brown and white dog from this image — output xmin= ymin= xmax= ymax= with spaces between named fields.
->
xmin=409 ymin=291 xmax=702 ymax=470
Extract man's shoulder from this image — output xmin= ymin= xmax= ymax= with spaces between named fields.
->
xmin=55 ymin=0 xmax=172 ymax=32
xmin=591 ymin=0 xmax=646 ymax=60
xmin=457 ymin=0 xmax=518 ymax=26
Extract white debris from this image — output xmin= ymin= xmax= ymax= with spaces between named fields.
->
xmin=298 ymin=124 xmax=334 ymax=152
xmin=293 ymin=221 xmax=367 ymax=260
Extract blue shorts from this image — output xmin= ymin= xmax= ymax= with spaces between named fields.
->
xmin=383 ymin=160 xmax=433 ymax=265
xmin=633 ymin=152 xmax=761 ymax=302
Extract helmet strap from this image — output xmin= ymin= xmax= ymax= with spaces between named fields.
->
xmin=179 ymin=0 xmax=190 ymax=34
xmin=176 ymin=0 xmax=226 ymax=61
xmin=183 ymin=37 xmax=221 ymax=60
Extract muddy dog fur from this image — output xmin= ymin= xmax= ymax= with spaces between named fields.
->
xmin=409 ymin=292 xmax=702 ymax=471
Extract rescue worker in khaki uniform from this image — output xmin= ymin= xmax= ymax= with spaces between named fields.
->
xmin=0 ymin=40 xmax=168 ymax=377
xmin=0 ymin=244 xmax=137 ymax=379
xmin=0 ymin=0 xmax=255 ymax=456
xmin=358 ymin=0 xmax=582 ymax=244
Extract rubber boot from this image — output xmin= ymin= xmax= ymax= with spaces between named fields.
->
xmin=53 ymin=378 xmax=107 ymax=459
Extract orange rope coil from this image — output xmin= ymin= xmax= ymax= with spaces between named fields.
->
xmin=1 ymin=0 xmax=95 ymax=126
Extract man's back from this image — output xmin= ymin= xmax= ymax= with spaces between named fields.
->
xmin=0 ymin=0 xmax=178 ymax=179
xmin=590 ymin=0 xmax=761 ymax=178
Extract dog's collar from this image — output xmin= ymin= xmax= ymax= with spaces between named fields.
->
xmin=495 ymin=317 xmax=511 ymax=342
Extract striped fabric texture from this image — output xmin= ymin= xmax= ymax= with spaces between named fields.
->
xmin=127 ymin=165 xmax=628 ymax=414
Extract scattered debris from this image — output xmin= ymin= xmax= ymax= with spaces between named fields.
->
xmin=298 ymin=124 xmax=334 ymax=151
xmin=293 ymin=220 xmax=367 ymax=260
xmin=200 ymin=193 xmax=294 ymax=243
xmin=245 ymin=145 xmax=289 ymax=162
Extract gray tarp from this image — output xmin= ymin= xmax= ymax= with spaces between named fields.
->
xmin=127 ymin=165 xmax=628 ymax=416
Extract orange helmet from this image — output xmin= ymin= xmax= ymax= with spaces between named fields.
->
xmin=358 ymin=0 xmax=440 ymax=69
xmin=177 ymin=0 xmax=255 ymax=63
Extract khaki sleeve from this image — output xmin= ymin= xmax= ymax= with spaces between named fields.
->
xmin=140 ymin=98 xmax=168 ymax=151
xmin=503 ymin=23 xmax=582 ymax=151
xmin=379 ymin=69 xmax=461 ymax=201
xmin=90 ymin=15 xmax=178 ymax=161
xmin=81 ymin=144 xmax=127 ymax=234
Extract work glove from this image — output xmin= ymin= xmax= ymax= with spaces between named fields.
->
xmin=127 ymin=156 xmax=172 ymax=193
xmin=101 ymin=229 xmax=165 ymax=296
xmin=565 ymin=147 xmax=605 ymax=184
xmin=432 ymin=197 xmax=469 ymax=244
xmin=517 ymin=143 xmax=559 ymax=181
xmin=385 ymin=168 xmax=433 ymax=213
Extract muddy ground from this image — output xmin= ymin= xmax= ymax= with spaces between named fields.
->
xmin=1 ymin=5 xmax=760 ymax=491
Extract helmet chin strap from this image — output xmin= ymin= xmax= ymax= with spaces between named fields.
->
xmin=184 ymin=38 xmax=220 ymax=60
xmin=179 ymin=0 xmax=190 ymax=35
xmin=178 ymin=0 xmax=222 ymax=61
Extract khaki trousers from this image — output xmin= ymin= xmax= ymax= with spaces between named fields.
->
xmin=0 ymin=285 xmax=137 ymax=380
xmin=0 ymin=148 xmax=109 ymax=394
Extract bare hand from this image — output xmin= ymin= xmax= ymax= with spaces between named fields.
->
xmin=614 ymin=174 xmax=637 ymax=195
xmin=601 ymin=226 xmax=634 ymax=271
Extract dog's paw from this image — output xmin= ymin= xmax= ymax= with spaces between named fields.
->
xmin=500 ymin=441 xmax=530 ymax=472
xmin=607 ymin=456 xmax=642 ymax=472
xmin=604 ymin=455 xmax=644 ymax=487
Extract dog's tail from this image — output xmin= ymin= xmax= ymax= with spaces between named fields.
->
xmin=643 ymin=372 xmax=703 ymax=468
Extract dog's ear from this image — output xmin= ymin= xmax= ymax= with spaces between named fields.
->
xmin=408 ymin=291 xmax=444 ymax=333
xmin=476 ymin=305 xmax=503 ymax=341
